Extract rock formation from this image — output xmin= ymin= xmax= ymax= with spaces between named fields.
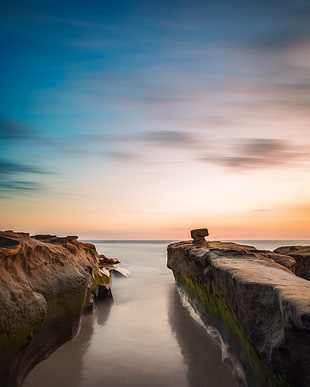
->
xmin=99 ymin=254 xmax=121 ymax=266
xmin=0 ymin=230 xmax=111 ymax=387
xmin=167 ymin=231 xmax=310 ymax=387
xmin=274 ymin=245 xmax=310 ymax=281
xmin=190 ymin=228 xmax=209 ymax=247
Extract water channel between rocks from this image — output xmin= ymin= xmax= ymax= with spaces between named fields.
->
xmin=25 ymin=240 xmax=300 ymax=387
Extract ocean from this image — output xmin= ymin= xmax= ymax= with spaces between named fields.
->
xmin=23 ymin=240 xmax=310 ymax=387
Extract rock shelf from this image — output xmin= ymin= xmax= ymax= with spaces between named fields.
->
xmin=167 ymin=231 xmax=310 ymax=387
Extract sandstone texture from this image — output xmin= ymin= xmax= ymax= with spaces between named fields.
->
xmin=0 ymin=230 xmax=110 ymax=387
xmin=167 ymin=240 xmax=310 ymax=387
xmin=274 ymin=245 xmax=310 ymax=281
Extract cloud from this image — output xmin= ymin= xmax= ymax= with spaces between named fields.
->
xmin=0 ymin=178 xmax=42 ymax=197
xmin=246 ymin=4 xmax=310 ymax=52
xmin=0 ymin=180 xmax=41 ymax=193
xmin=4 ymin=1 xmax=309 ymax=178
xmin=138 ymin=130 xmax=198 ymax=148
xmin=103 ymin=151 xmax=139 ymax=161
xmin=0 ymin=118 xmax=55 ymax=148
xmin=250 ymin=29 xmax=306 ymax=51
xmin=0 ymin=119 xmax=35 ymax=141
xmin=200 ymin=138 xmax=309 ymax=172
xmin=0 ymin=158 xmax=47 ymax=195
xmin=26 ymin=9 xmax=310 ymax=142
xmin=83 ymin=130 xmax=200 ymax=151
xmin=0 ymin=118 xmax=58 ymax=195
xmin=242 ymin=139 xmax=288 ymax=156
xmin=0 ymin=159 xmax=45 ymax=175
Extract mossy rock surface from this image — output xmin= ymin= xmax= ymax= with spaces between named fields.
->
xmin=175 ymin=273 xmax=288 ymax=387
xmin=167 ymin=240 xmax=310 ymax=387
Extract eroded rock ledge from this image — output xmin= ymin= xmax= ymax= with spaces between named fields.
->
xmin=0 ymin=230 xmax=111 ymax=387
xmin=167 ymin=234 xmax=310 ymax=387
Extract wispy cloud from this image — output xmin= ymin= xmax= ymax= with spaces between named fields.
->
xmin=103 ymin=151 xmax=139 ymax=161
xmin=246 ymin=4 xmax=310 ymax=52
xmin=0 ymin=119 xmax=36 ymax=141
xmin=0 ymin=180 xmax=41 ymax=195
xmin=200 ymin=138 xmax=309 ymax=172
xmin=0 ymin=158 xmax=47 ymax=195
xmin=0 ymin=159 xmax=45 ymax=175
xmin=82 ymin=130 xmax=200 ymax=150
xmin=0 ymin=117 xmax=58 ymax=194
xmin=138 ymin=130 xmax=198 ymax=148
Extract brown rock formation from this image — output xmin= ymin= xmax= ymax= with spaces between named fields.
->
xmin=167 ymin=237 xmax=310 ymax=387
xmin=0 ymin=230 xmax=111 ymax=387
xmin=274 ymin=245 xmax=310 ymax=280
xmin=99 ymin=253 xmax=121 ymax=266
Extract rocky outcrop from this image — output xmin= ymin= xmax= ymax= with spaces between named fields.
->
xmin=99 ymin=254 xmax=121 ymax=266
xmin=167 ymin=235 xmax=310 ymax=387
xmin=274 ymin=245 xmax=310 ymax=281
xmin=0 ymin=230 xmax=111 ymax=387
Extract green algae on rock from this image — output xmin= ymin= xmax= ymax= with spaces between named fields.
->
xmin=0 ymin=230 xmax=112 ymax=387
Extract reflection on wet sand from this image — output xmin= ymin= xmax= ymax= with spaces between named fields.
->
xmin=23 ymin=298 xmax=113 ymax=387
xmin=96 ymin=297 xmax=114 ymax=326
xmin=167 ymin=286 xmax=237 ymax=387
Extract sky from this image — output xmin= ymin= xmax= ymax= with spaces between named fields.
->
xmin=1 ymin=0 xmax=310 ymax=240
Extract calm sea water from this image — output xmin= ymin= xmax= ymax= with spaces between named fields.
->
xmin=23 ymin=240 xmax=310 ymax=387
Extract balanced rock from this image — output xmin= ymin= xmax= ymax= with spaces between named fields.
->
xmin=190 ymin=228 xmax=209 ymax=247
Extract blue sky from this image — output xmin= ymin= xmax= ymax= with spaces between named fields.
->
xmin=1 ymin=0 xmax=310 ymax=239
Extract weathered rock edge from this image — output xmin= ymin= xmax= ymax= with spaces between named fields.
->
xmin=0 ymin=230 xmax=110 ymax=387
xmin=167 ymin=240 xmax=310 ymax=387
xmin=274 ymin=245 xmax=310 ymax=281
